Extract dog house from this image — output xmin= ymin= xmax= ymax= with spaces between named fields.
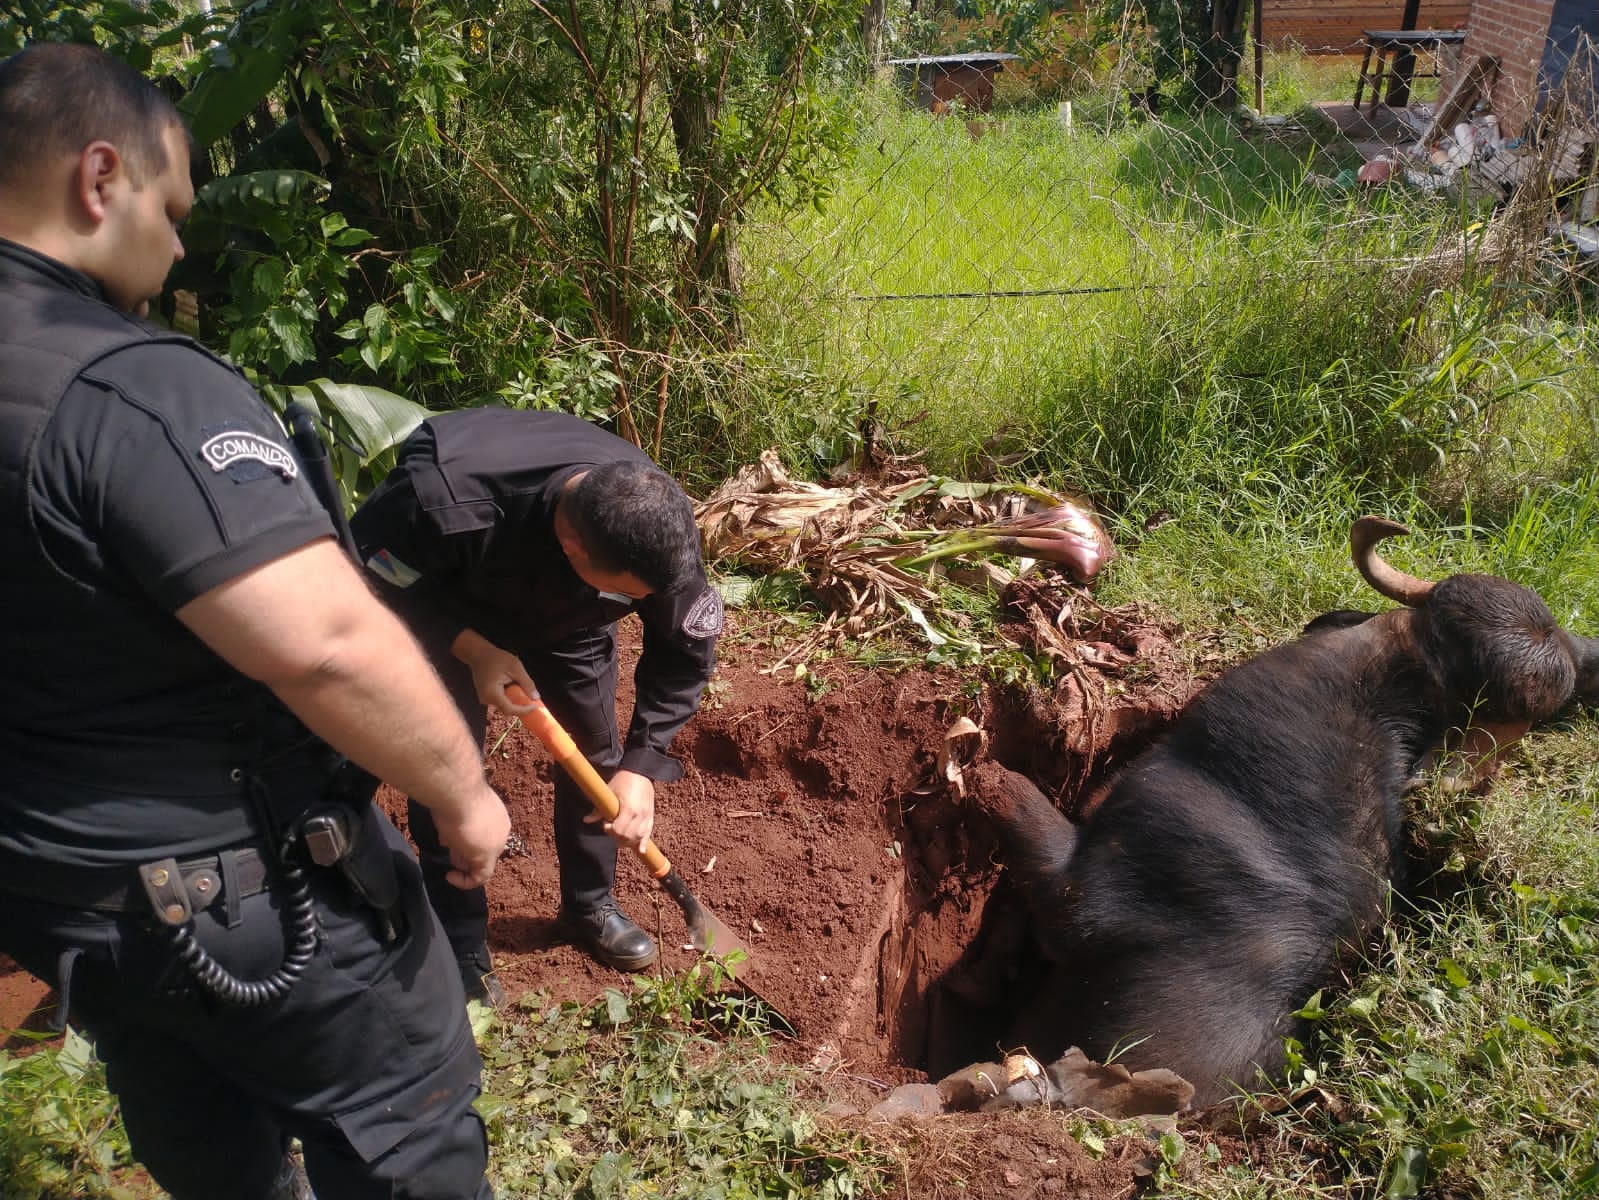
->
xmin=889 ymin=52 xmax=1021 ymax=114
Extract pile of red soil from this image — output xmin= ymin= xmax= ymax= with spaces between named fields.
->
xmin=438 ymin=584 xmax=1195 ymax=1078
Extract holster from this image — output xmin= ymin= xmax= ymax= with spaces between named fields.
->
xmin=300 ymin=801 xmax=405 ymax=942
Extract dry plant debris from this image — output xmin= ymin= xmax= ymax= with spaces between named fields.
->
xmin=694 ymin=449 xmax=1115 ymax=640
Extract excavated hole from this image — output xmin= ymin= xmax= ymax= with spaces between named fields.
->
xmin=872 ymin=682 xmax=1177 ymax=1079
xmin=441 ymin=598 xmax=1202 ymax=1086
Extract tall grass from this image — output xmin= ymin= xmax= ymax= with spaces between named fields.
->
xmin=735 ymin=86 xmax=1599 ymax=628
xmin=739 ymin=93 xmax=1386 ymax=478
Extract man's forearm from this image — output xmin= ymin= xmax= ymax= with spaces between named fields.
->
xmin=269 ymin=609 xmax=490 ymax=819
xmin=177 ymin=539 xmax=492 ymax=821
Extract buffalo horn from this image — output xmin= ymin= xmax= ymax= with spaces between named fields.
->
xmin=1351 ymin=516 xmax=1435 ymax=606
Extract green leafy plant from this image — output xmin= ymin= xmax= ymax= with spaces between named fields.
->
xmin=257 ymin=377 xmax=435 ymax=511
xmin=0 ymin=0 xmax=212 ymax=66
xmin=0 ymin=1030 xmax=145 ymax=1200
xmin=333 ymin=246 xmax=462 ymax=384
xmin=477 ymin=962 xmax=889 ymax=1198
xmin=183 ymin=170 xmax=370 ymax=377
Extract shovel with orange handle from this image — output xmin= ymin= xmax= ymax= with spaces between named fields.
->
xmin=506 ymin=684 xmax=754 ymax=970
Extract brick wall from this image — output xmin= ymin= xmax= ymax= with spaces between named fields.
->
xmin=1263 ymin=2 xmax=1473 ymax=55
xmin=1450 ymin=0 xmax=1555 ymax=137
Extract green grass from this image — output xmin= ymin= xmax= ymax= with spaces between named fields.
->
xmin=739 ymin=92 xmax=1382 ymax=476
xmin=475 ymin=967 xmax=889 ymax=1198
xmin=732 ymin=83 xmax=1583 ymax=508
xmin=1291 ymin=736 xmax=1599 ymax=1200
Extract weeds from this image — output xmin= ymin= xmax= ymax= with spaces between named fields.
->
xmin=478 ymin=963 xmax=891 ymax=1198
xmin=0 ymin=1029 xmax=145 ymax=1200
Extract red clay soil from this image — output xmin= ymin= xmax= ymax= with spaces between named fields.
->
xmin=413 ymin=580 xmax=1197 ymax=1083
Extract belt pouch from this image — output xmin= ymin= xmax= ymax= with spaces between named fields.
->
xmin=339 ymin=804 xmax=404 ymax=941
xmin=219 ymin=848 xmax=245 ymax=928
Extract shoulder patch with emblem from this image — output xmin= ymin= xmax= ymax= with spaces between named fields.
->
xmin=198 ymin=427 xmax=299 ymax=482
xmin=681 ymin=586 xmax=724 ymax=639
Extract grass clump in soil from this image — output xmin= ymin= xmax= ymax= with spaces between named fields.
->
xmin=477 ymin=962 xmax=892 ymax=1199
xmin=1289 ymin=731 xmax=1599 ymax=1200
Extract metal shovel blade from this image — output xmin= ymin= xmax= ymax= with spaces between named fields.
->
xmin=656 ymin=867 xmax=751 ymax=964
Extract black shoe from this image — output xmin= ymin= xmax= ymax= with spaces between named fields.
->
xmin=458 ymin=944 xmax=506 ymax=1008
xmin=557 ymin=899 xmax=658 ymax=971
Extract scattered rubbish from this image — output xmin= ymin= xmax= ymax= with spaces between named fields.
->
xmin=1235 ymin=105 xmax=1304 ymax=138
xmin=1396 ymin=105 xmax=1433 ymax=135
xmin=1549 ymin=220 xmax=1599 ymax=256
xmin=1341 ymin=46 xmax=1599 ymax=273
xmin=1357 ymin=157 xmax=1393 ymax=185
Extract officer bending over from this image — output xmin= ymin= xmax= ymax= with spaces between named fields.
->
xmin=0 ymin=43 xmax=510 ymax=1200
xmin=352 ymin=408 xmax=723 ymax=1002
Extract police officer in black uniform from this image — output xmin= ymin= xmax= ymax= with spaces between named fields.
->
xmin=0 ymin=44 xmax=510 ymax=1199
xmin=351 ymin=407 xmax=723 ymax=1001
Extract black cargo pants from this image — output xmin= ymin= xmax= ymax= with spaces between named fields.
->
xmin=0 ymin=813 xmax=492 ymax=1200
xmin=409 ymin=621 xmax=624 ymax=957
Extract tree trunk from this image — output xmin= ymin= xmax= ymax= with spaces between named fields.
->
xmin=666 ymin=5 xmax=741 ymax=340
xmin=861 ymin=0 xmax=887 ymax=68
xmin=1195 ymin=0 xmax=1247 ymax=107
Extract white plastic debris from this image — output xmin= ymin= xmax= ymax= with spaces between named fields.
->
xmin=1549 ymin=221 xmax=1599 ymax=257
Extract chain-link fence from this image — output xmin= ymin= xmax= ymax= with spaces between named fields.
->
xmin=710 ymin=28 xmax=1599 ymax=502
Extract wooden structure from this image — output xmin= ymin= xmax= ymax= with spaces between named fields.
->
xmin=1261 ymin=1 xmax=1471 ymax=54
xmin=1353 ymin=28 xmax=1467 ymax=111
xmin=888 ymin=52 xmax=1021 ymax=114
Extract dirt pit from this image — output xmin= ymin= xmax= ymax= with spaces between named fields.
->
xmin=433 ymin=578 xmax=1199 ymax=1087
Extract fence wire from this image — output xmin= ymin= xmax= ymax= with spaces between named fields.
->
xmin=718 ymin=35 xmax=1599 ymax=481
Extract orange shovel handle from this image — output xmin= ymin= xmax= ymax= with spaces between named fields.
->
xmin=506 ymin=685 xmax=672 ymax=880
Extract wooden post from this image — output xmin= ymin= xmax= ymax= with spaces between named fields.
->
xmin=1253 ymin=0 xmax=1264 ymax=114
xmin=1387 ymin=0 xmax=1424 ymax=107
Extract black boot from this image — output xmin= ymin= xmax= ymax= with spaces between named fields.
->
xmin=457 ymin=942 xmax=506 ymax=1008
xmin=557 ymin=898 xmax=657 ymax=971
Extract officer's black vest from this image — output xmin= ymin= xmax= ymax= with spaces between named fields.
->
xmin=0 ymin=262 xmax=182 ymax=537
xmin=0 ymin=252 xmax=300 ymax=795
xmin=0 ymin=257 xmax=195 ymax=722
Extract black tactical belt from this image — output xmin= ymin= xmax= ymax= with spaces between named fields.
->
xmin=0 ymin=846 xmax=272 ymax=915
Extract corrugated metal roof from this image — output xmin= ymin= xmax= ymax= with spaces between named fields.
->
xmin=887 ymin=52 xmax=1022 ymax=67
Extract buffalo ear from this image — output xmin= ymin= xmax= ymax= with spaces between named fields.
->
xmin=1302 ymin=609 xmax=1376 ymax=636
xmin=1563 ymin=630 xmax=1599 ymax=708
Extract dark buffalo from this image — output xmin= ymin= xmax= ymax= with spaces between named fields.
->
xmin=972 ymin=516 xmax=1599 ymax=1106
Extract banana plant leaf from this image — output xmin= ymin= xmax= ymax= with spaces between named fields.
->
xmin=181 ymin=37 xmax=289 ymax=149
xmin=267 ymin=379 xmax=434 ymax=511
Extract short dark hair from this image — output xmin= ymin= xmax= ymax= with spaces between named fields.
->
xmin=564 ymin=461 xmax=703 ymax=594
xmin=0 ymin=42 xmax=185 ymax=189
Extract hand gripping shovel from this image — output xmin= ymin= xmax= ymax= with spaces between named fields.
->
xmin=506 ymin=685 xmax=753 ymax=969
